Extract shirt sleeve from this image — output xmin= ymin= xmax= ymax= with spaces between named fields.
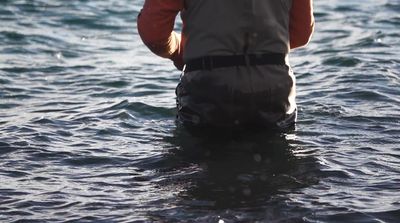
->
xmin=289 ymin=0 xmax=315 ymax=49
xmin=137 ymin=0 xmax=184 ymax=69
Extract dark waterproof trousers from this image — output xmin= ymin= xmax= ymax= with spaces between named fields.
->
xmin=176 ymin=64 xmax=297 ymax=130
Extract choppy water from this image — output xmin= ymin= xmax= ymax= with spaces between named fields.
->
xmin=1 ymin=0 xmax=399 ymax=222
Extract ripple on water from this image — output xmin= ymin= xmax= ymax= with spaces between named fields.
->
xmin=0 ymin=0 xmax=400 ymax=222
xmin=59 ymin=17 xmax=123 ymax=30
xmin=384 ymin=2 xmax=400 ymax=11
xmin=62 ymin=156 xmax=129 ymax=167
xmin=322 ymin=56 xmax=362 ymax=67
xmin=334 ymin=89 xmax=394 ymax=102
xmin=99 ymin=80 xmax=130 ymax=88
xmin=0 ymin=31 xmax=28 ymax=44
xmin=0 ymin=103 xmax=21 ymax=109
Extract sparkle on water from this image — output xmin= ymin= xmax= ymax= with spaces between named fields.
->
xmin=0 ymin=0 xmax=399 ymax=222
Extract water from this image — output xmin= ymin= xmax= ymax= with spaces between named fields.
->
xmin=1 ymin=0 xmax=399 ymax=222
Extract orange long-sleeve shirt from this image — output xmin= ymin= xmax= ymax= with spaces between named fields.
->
xmin=290 ymin=0 xmax=315 ymax=48
xmin=137 ymin=0 xmax=314 ymax=70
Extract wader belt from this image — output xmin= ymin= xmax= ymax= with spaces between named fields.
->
xmin=184 ymin=53 xmax=286 ymax=72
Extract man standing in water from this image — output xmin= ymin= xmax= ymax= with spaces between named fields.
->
xmin=137 ymin=0 xmax=314 ymax=129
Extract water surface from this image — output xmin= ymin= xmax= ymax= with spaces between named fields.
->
xmin=1 ymin=0 xmax=400 ymax=222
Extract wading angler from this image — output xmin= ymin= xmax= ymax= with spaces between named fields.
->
xmin=137 ymin=0 xmax=314 ymax=130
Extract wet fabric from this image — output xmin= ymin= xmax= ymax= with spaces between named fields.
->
xmin=176 ymin=64 xmax=297 ymax=130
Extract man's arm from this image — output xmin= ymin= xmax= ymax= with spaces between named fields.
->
xmin=137 ymin=0 xmax=184 ymax=70
xmin=289 ymin=0 xmax=315 ymax=49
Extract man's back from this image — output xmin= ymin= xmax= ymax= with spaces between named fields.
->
xmin=182 ymin=0 xmax=292 ymax=60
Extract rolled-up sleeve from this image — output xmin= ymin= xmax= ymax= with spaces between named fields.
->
xmin=137 ymin=0 xmax=184 ymax=67
xmin=289 ymin=0 xmax=315 ymax=49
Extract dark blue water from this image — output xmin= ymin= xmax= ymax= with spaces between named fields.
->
xmin=1 ymin=0 xmax=399 ymax=222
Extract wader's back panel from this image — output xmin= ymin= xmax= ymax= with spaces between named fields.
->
xmin=181 ymin=0 xmax=292 ymax=61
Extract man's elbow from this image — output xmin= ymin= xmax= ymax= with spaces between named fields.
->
xmin=290 ymin=21 xmax=315 ymax=49
xmin=137 ymin=18 xmax=171 ymax=58
xmin=299 ymin=23 xmax=315 ymax=46
xmin=145 ymin=42 xmax=171 ymax=58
